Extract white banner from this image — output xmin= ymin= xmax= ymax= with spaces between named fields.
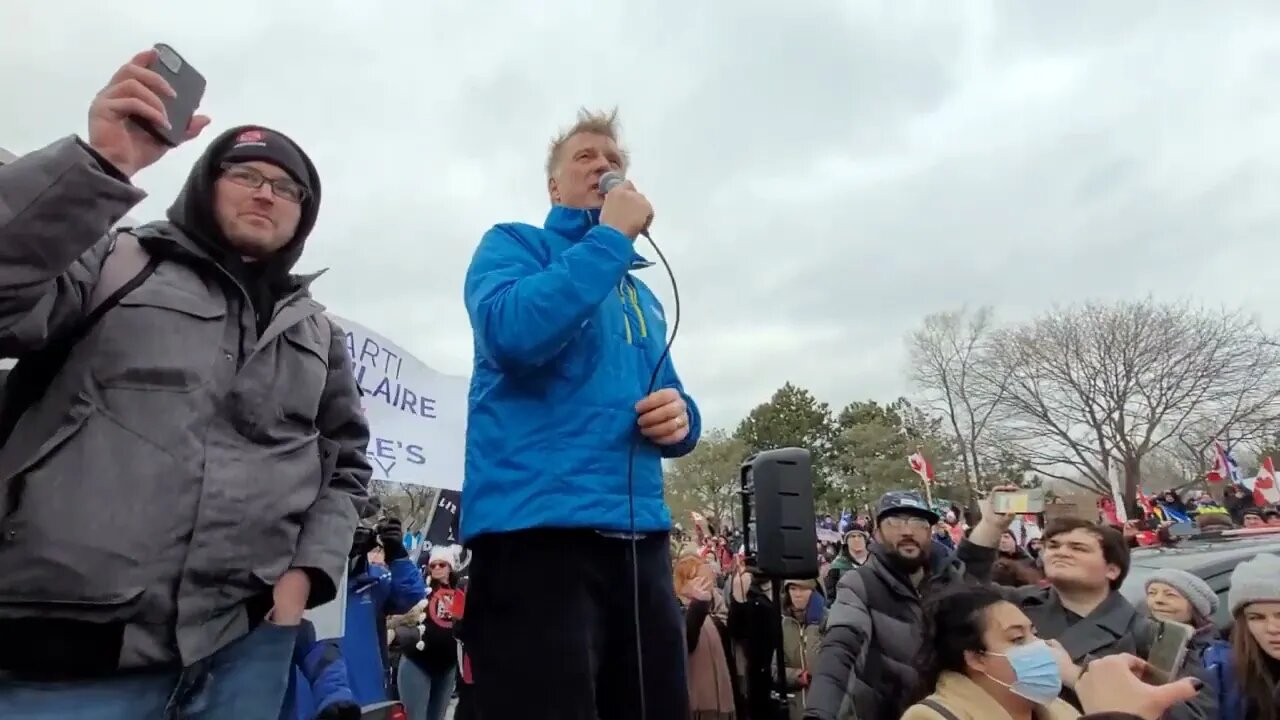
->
xmin=332 ymin=314 xmax=468 ymax=491
xmin=304 ymin=567 xmax=346 ymax=640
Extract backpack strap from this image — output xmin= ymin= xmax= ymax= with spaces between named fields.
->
xmin=91 ymin=230 xmax=157 ymax=309
xmin=919 ymin=698 xmax=962 ymax=720
xmin=0 ymin=231 xmax=161 ymax=447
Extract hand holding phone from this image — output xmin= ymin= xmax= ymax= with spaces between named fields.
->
xmin=1145 ymin=620 xmax=1195 ymax=684
xmin=87 ymin=46 xmax=210 ymax=178
xmin=990 ymin=488 xmax=1046 ymax=515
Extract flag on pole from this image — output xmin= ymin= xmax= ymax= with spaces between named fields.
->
xmin=1206 ymin=440 xmax=1241 ymax=485
xmin=908 ymin=450 xmax=936 ymax=506
xmin=1251 ymin=456 xmax=1279 ymax=506
xmin=908 ymin=452 xmax=935 ymax=484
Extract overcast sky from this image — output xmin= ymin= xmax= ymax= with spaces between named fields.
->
xmin=2 ymin=1 xmax=1277 ymax=432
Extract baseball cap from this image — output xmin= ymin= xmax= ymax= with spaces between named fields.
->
xmin=875 ymin=490 xmax=940 ymax=524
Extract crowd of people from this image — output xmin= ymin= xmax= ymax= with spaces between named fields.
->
xmin=0 ymin=47 xmax=1277 ymax=720
xmin=672 ymin=489 xmax=1280 ymax=720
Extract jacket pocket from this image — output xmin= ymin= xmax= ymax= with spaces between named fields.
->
xmin=241 ymin=436 xmax=335 ymax=590
xmin=0 ymin=585 xmax=144 ymax=619
xmin=90 ymin=284 xmax=227 ymax=392
xmin=278 ymin=321 xmax=329 ymax=423
xmin=0 ymin=407 xmax=183 ymax=608
xmin=0 ymin=396 xmax=95 ymax=520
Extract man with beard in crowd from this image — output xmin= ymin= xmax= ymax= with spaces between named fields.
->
xmin=803 ymin=490 xmax=1013 ymax=720
xmin=0 ymin=50 xmax=370 ymax=718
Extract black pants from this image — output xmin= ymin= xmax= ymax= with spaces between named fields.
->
xmin=460 ymin=529 xmax=688 ymax=720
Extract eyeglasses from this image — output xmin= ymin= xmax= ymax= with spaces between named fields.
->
xmin=220 ymin=163 xmax=309 ymax=203
xmin=428 ymin=562 xmax=450 ymax=569
xmin=880 ymin=515 xmax=932 ymax=531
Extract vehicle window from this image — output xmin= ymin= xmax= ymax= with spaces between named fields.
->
xmin=1205 ymin=571 xmax=1232 ymax=630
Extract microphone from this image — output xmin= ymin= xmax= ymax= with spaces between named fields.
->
xmin=599 ymin=171 xmax=626 ymax=194
xmin=599 ymin=171 xmax=652 ymax=239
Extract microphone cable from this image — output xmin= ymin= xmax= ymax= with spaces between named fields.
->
xmin=626 ymin=226 xmax=680 ymax=720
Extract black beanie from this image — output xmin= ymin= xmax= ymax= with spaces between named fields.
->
xmin=219 ymin=127 xmax=312 ymax=189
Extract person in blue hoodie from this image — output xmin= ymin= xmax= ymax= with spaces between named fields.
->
xmin=459 ymin=107 xmax=702 ymax=720
xmin=341 ymin=519 xmax=426 ymax=708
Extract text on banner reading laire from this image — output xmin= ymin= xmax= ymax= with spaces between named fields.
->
xmin=345 ymin=331 xmax=437 ymax=419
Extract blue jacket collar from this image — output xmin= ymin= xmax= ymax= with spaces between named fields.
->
xmin=544 ymin=205 xmax=653 ymax=270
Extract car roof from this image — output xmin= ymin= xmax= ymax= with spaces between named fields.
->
xmin=1129 ymin=527 xmax=1280 ymax=573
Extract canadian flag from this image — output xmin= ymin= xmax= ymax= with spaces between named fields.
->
xmin=908 ymin=452 xmax=935 ymax=485
xmin=1205 ymin=440 xmax=1237 ymax=484
xmin=1253 ymin=457 xmax=1279 ymax=506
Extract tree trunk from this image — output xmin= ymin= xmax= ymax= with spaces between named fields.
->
xmin=1122 ymin=457 xmax=1141 ymax=520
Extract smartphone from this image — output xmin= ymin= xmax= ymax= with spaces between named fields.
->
xmin=133 ymin=43 xmax=206 ymax=147
xmin=1145 ymin=619 xmax=1195 ymax=684
xmin=990 ymin=488 xmax=1046 ymax=514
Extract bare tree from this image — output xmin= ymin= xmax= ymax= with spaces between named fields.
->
xmin=369 ymin=479 xmax=439 ymax=531
xmin=664 ymin=430 xmax=749 ymax=531
xmin=907 ymin=306 xmax=1010 ymax=501
xmin=980 ymin=300 xmax=1280 ymax=508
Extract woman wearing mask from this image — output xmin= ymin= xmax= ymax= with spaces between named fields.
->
xmin=392 ymin=545 xmax=464 ymax=720
xmin=675 ymin=554 xmax=739 ymax=720
xmin=1203 ymin=554 xmax=1280 ymax=720
xmin=903 ymin=584 xmax=1082 ymax=720
xmin=1142 ymin=569 xmax=1224 ymax=666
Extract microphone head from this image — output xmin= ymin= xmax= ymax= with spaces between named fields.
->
xmin=599 ymin=171 xmax=625 ymax=194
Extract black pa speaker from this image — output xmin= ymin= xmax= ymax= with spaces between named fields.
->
xmin=739 ymin=447 xmax=818 ymax=579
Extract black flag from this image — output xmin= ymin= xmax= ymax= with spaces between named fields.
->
xmin=425 ymin=489 xmax=461 ymax=546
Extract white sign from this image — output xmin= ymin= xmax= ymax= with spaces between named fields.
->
xmin=331 ymin=314 xmax=468 ymax=491
xmin=304 ymin=567 xmax=347 ymax=640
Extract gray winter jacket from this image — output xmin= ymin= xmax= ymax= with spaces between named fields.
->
xmin=803 ymin=540 xmax=996 ymax=720
xmin=0 ymin=136 xmax=371 ymax=672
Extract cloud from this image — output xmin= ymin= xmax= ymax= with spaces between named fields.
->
xmin=1 ymin=0 xmax=1277 ymax=431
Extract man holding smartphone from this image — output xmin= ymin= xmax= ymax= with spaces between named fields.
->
xmin=0 ymin=49 xmax=370 ymax=720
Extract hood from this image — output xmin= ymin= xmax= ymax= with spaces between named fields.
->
xmin=166 ymin=124 xmax=322 ymax=281
xmin=783 ymin=582 xmax=827 ymax=625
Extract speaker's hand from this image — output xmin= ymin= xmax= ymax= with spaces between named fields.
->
xmin=635 ymin=388 xmax=688 ymax=446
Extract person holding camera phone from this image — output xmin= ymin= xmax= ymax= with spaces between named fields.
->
xmin=0 ymin=49 xmax=372 ymax=719
xmin=321 ymin=520 xmax=425 ymax=712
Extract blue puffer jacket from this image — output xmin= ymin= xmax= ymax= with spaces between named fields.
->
xmin=1203 ymin=640 xmax=1246 ymax=720
xmin=461 ymin=206 xmax=701 ymax=541
xmin=279 ymin=620 xmax=358 ymax=720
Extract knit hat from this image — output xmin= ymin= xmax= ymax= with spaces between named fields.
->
xmin=426 ymin=545 xmax=457 ymax=570
xmin=843 ymin=529 xmax=870 ymax=543
xmin=783 ymin=578 xmax=818 ymax=591
xmin=220 ymin=127 xmax=313 ymax=190
xmin=1145 ymin=568 xmax=1217 ymax=620
xmin=1228 ymin=554 xmax=1280 ymax=616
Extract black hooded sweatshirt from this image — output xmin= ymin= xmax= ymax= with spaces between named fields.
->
xmin=159 ymin=125 xmax=322 ymax=334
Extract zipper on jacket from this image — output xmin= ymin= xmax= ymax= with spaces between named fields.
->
xmin=617 ymin=283 xmax=633 ymax=344
xmin=625 ymin=283 xmax=648 ymax=339
xmin=617 ymin=278 xmax=648 ymax=346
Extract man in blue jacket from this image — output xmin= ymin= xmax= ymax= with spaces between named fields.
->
xmin=459 ymin=108 xmax=702 ymax=720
